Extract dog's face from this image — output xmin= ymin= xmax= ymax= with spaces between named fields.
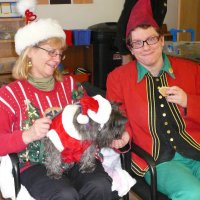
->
xmin=73 ymin=102 xmax=127 ymax=148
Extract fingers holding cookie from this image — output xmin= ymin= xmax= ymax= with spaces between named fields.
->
xmin=166 ymin=86 xmax=187 ymax=108
xmin=158 ymin=86 xmax=170 ymax=97
xmin=158 ymin=86 xmax=187 ymax=108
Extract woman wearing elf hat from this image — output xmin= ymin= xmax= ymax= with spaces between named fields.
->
xmin=115 ymin=0 xmax=167 ymax=65
xmin=106 ymin=0 xmax=200 ymax=199
xmin=0 ymin=0 xmax=113 ymax=199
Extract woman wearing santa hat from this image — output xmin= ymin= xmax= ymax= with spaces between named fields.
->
xmin=0 ymin=0 xmax=113 ymax=199
xmin=107 ymin=0 xmax=200 ymax=199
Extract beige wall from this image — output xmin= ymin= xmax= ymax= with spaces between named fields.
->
xmin=164 ymin=0 xmax=179 ymax=29
xmin=36 ymin=0 xmax=124 ymax=29
xmin=36 ymin=0 xmax=178 ymax=30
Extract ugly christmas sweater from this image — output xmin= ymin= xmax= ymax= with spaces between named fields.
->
xmin=0 ymin=75 xmax=85 ymax=169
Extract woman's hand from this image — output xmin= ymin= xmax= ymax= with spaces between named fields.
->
xmin=110 ymin=131 xmax=130 ymax=149
xmin=166 ymin=86 xmax=187 ymax=108
xmin=22 ymin=117 xmax=52 ymax=144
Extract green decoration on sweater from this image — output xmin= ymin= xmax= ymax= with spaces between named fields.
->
xmin=18 ymin=99 xmax=44 ymax=168
xmin=72 ymin=82 xmax=84 ymax=101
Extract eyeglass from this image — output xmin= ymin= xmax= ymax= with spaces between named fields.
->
xmin=35 ymin=46 xmax=66 ymax=60
xmin=129 ymin=36 xmax=160 ymax=49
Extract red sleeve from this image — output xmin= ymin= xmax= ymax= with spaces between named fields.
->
xmin=0 ymin=108 xmax=27 ymax=155
xmin=186 ymin=64 xmax=200 ymax=122
xmin=106 ymin=70 xmax=133 ymax=140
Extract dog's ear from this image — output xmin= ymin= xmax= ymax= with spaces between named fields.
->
xmin=110 ymin=109 xmax=127 ymax=128
xmin=110 ymin=101 xmax=126 ymax=117
xmin=105 ymin=104 xmax=127 ymax=131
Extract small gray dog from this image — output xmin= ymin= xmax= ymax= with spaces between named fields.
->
xmin=43 ymin=95 xmax=127 ymax=179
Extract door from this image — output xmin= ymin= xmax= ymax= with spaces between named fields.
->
xmin=178 ymin=0 xmax=200 ymax=41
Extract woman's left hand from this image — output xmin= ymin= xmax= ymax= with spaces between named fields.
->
xmin=166 ymin=86 xmax=187 ymax=108
xmin=110 ymin=131 xmax=130 ymax=149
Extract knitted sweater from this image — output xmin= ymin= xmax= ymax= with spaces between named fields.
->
xmin=0 ymin=75 xmax=84 ymax=165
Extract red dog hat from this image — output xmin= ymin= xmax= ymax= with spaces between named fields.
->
xmin=126 ymin=0 xmax=158 ymax=37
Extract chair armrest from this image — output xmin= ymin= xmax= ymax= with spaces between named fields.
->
xmin=9 ymin=153 xmax=21 ymax=198
xmin=120 ymin=144 xmax=131 ymax=200
xmin=131 ymin=144 xmax=157 ymax=200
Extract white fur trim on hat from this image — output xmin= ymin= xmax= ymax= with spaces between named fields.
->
xmin=88 ymin=95 xmax=112 ymax=128
xmin=17 ymin=0 xmax=37 ymax=16
xmin=77 ymin=114 xmax=89 ymax=124
xmin=47 ymin=129 xmax=64 ymax=152
xmin=15 ymin=18 xmax=66 ymax=55
xmin=62 ymin=105 xmax=82 ymax=140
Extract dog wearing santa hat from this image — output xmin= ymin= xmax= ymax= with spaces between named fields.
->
xmin=43 ymin=95 xmax=127 ymax=179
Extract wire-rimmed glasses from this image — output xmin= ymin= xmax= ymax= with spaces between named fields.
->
xmin=35 ymin=46 xmax=66 ymax=60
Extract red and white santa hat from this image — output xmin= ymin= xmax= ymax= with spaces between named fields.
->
xmin=77 ymin=95 xmax=112 ymax=129
xmin=15 ymin=0 xmax=66 ymax=55
xmin=126 ymin=0 xmax=158 ymax=37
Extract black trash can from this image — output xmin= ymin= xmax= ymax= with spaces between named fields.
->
xmin=88 ymin=22 xmax=122 ymax=90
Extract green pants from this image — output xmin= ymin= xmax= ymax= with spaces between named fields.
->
xmin=144 ymin=153 xmax=200 ymax=200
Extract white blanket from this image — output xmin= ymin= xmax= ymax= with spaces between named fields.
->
xmin=101 ymin=148 xmax=136 ymax=197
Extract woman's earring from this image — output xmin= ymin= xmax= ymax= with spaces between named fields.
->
xmin=27 ymin=60 xmax=32 ymax=68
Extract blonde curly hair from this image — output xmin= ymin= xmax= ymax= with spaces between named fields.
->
xmin=12 ymin=37 xmax=66 ymax=82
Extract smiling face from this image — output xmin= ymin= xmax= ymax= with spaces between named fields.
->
xmin=129 ymin=26 xmax=165 ymax=76
xmin=27 ymin=38 xmax=65 ymax=78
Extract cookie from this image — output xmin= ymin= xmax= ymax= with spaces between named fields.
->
xmin=158 ymin=87 xmax=170 ymax=97
xmin=44 ymin=107 xmax=62 ymax=118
